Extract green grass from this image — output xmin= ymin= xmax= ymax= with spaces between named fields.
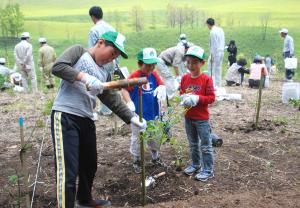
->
xmin=1 ymin=0 xmax=300 ymax=86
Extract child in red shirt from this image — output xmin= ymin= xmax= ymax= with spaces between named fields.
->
xmin=180 ymin=46 xmax=216 ymax=182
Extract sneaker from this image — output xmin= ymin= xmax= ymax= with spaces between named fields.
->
xmin=133 ymin=160 xmax=141 ymax=174
xmin=211 ymin=133 xmax=223 ymax=147
xmin=151 ymin=157 xmax=166 ymax=167
xmin=77 ymin=199 xmax=111 ymax=207
xmin=183 ymin=165 xmax=200 ymax=176
xmin=195 ymin=171 xmax=214 ymax=182
xmin=212 ymin=138 xmax=223 ymax=147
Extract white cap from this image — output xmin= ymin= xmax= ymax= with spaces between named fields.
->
xmin=0 ymin=58 xmax=5 ymax=64
xmin=179 ymin=33 xmax=187 ymax=40
xmin=21 ymin=32 xmax=30 ymax=38
xmin=39 ymin=37 xmax=47 ymax=43
xmin=279 ymin=28 xmax=288 ymax=34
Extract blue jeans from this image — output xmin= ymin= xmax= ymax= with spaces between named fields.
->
xmin=184 ymin=118 xmax=214 ymax=172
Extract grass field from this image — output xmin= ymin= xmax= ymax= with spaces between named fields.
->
xmin=1 ymin=0 xmax=299 ymax=82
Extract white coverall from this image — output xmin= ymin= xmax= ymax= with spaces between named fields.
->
xmin=207 ymin=26 xmax=225 ymax=87
xmin=14 ymin=40 xmax=37 ymax=92
xmin=157 ymin=46 xmax=186 ymax=98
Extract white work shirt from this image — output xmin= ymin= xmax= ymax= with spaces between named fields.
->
xmin=225 ymin=63 xmax=242 ymax=84
xmin=0 ymin=65 xmax=14 ymax=76
xmin=88 ymin=20 xmax=115 ymax=48
xmin=283 ymin=34 xmax=294 ymax=54
xmin=209 ymin=26 xmax=225 ymax=55
xmin=14 ymin=40 xmax=34 ymax=69
xmin=158 ymin=46 xmax=185 ymax=67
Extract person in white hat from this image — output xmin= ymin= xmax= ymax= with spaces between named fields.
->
xmin=14 ymin=32 xmax=37 ymax=93
xmin=176 ymin=33 xmax=194 ymax=76
xmin=180 ymin=45 xmax=216 ymax=182
xmin=0 ymin=58 xmax=12 ymax=76
xmin=177 ymin=33 xmax=187 ymax=47
xmin=38 ymin=37 xmax=56 ymax=89
xmin=0 ymin=58 xmax=16 ymax=90
xmin=121 ymin=47 xmax=166 ymax=173
xmin=279 ymin=28 xmax=295 ymax=80
xmin=206 ymin=18 xmax=225 ymax=88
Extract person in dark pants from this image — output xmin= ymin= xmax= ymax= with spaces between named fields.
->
xmin=225 ymin=58 xmax=249 ymax=86
xmin=226 ymin=40 xmax=237 ymax=66
xmin=248 ymin=55 xmax=268 ymax=88
xmin=51 ymin=31 xmax=147 ymax=208
xmin=279 ymin=28 xmax=295 ymax=80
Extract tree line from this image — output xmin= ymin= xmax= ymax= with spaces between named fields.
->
xmin=0 ymin=3 xmax=24 ymax=38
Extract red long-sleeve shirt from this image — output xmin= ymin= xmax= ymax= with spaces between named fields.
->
xmin=180 ymin=73 xmax=215 ymax=120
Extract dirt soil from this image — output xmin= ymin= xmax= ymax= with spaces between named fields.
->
xmin=0 ymin=79 xmax=300 ymax=208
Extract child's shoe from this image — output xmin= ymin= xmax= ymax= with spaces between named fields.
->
xmin=195 ymin=171 xmax=214 ymax=182
xmin=183 ymin=165 xmax=200 ymax=176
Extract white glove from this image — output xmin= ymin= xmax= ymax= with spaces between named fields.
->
xmin=81 ymin=73 xmax=105 ymax=94
xmin=153 ymin=85 xmax=166 ymax=101
xmin=180 ymin=93 xmax=199 ymax=107
xmin=127 ymin=101 xmax=136 ymax=112
xmin=130 ymin=116 xmax=147 ymax=132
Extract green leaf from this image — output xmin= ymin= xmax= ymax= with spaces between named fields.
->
xmin=8 ymin=174 xmax=19 ymax=184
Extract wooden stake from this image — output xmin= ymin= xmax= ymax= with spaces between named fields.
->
xmin=19 ymin=117 xmax=30 ymax=208
xmin=255 ymin=68 xmax=265 ymax=128
xmin=138 ymin=86 xmax=146 ymax=206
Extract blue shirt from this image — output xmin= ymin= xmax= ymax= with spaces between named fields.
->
xmin=128 ymin=71 xmax=161 ymax=121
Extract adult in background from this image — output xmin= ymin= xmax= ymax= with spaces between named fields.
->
xmin=206 ymin=18 xmax=225 ymax=87
xmin=157 ymin=43 xmax=192 ymax=98
xmin=177 ymin=33 xmax=187 ymax=47
xmin=88 ymin=6 xmax=116 ymax=116
xmin=265 ymin=54 xmax=275 ymax=74
xmin=0 ymin=58 xmax=16 ymax=90
xmin=177 ymin=33 xmax=194 ymax=76
xmin=279 ymin=28 xmax=295 ymax=80
xmin=225 ymin=57 xmax=249 ymax=86
xmin=38 ymin=37 xmax=56 ymax=89
xmin=248 ymin=55 xmax=268 ymax=88
xmin=226 ymin=40 xmax=237 ymax=66
xmin=0 ymin=58 xmax=15 ymax=76
xmin=14 ymin=32 xmax=37 ymax=93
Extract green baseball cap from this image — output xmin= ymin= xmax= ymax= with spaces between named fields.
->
xmin=137 ymin=48 xmax=159 ymax=64
xmin=185 ymin=46 xmax=205 ymax=60
xmin=100 ymin=31 xmax=128 ymax=59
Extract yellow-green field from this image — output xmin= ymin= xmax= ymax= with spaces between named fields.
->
xmin=1 ymin=0 xmax=300 ymax=81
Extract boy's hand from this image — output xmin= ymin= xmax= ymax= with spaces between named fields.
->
xmin=81 ymin=73 xmax=104 ymax=94
xmin=153 ymin=85 xmax=166 ymax=101
xmin=127 ymin=101 xmax=136 ymax=112
xmin=130 ymin=116 xmax=147 ymax=132
xmin=180 ymin=93 xmax=199 ymax=107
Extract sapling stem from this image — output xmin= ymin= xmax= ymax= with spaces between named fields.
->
xmin=255 ymin=68 xmax=265 ymax=128
xmin=138 ymin=86 xmax=146 ymax=206
xmin=19 ymin=117 xmax=30 ymax=208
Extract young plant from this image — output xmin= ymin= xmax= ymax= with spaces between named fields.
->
xmin=288 ymin=98 xmax=300 ymax=108
xmin=141 ymin=95 xmax=188 ymax=171
xmin=8 ymin=172 xmax=22 ymax=208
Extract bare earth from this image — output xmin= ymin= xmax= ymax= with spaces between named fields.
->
xmin=0 ymin=79 xmax=299 ymax=208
